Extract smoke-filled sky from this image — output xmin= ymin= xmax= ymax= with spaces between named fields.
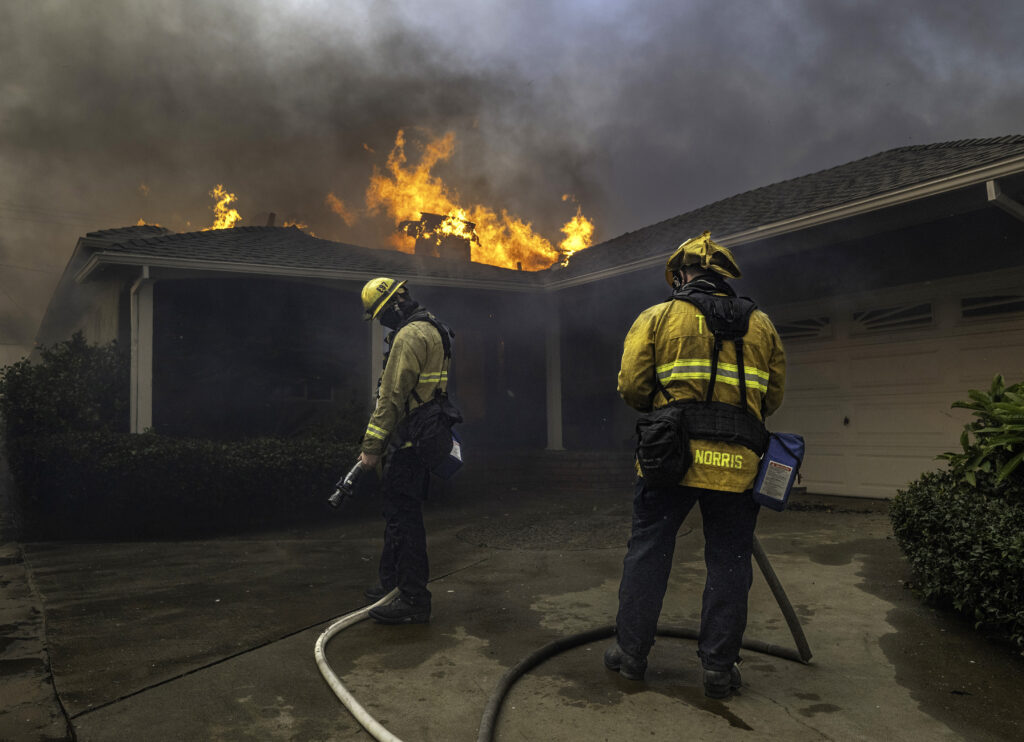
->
xmin=2 ymin=0 xmax=1023 ymax=348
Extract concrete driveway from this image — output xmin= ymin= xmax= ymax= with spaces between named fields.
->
xmin=3 ymin=473 xmax=1023 ymax=741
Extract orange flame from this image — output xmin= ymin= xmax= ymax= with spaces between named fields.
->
xmin=283 ymin=219 xmax=315 ymax=236
xmin=202 ymin=184 xmax=242 ymax=230
xmin=365 ymin=130 xmax=594 ymax=270
xmin=558 ymin=204 xmax=595 ymax=266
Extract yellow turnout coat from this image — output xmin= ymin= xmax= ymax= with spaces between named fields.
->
xmin=618 ymin=295 xmax=786 ymax=492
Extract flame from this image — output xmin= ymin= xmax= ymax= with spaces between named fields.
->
xmin=365 ymin=130 xmax=594 ymax=270
xmin=202 ymin=184 xmax=242 ymax=230
xmin=558 ymin=205 xmax=595 ymax=266
xmin=325 ymin=192 xmax=356 ymax=226
xmin=283 ymin=219 xmax=315 ymax=236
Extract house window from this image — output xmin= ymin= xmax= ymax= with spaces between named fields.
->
xmin=961 ymin=295 xmax=1024 ymax=320
xmin=775 ymin=316 xmax=831 ymax=341
xmin=852 ymin=303 xmax=933 ymax=334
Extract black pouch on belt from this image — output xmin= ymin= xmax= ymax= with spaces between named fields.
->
xmin=404 ymin=393 xmax=463 ymax=469
xmin=635 ymin=403 xmax=692 ymax=487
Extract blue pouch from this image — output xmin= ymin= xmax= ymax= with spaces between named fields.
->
xmin=431 ymin=430 xmax=464 ymax=480
xmin=752 ymin=433 xmax=805 ymax=511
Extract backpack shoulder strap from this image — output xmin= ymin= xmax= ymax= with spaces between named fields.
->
xmin=671 ymin=289 xmax=758 ymax=410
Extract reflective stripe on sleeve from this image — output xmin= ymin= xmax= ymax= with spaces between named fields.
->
xmin=364 ymin=422 xmax=389 ymax=441
xmin=418 ymin=370 xmax=448 ymax=384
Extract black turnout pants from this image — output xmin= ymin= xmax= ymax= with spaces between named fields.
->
xmin=377 ymin=447 xmax=432 ymax=606
xmin=615 ymin=478 xmax=760 ymax=672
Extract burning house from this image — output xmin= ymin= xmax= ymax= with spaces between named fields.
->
xmin=34 ymin=136 xmax=1024 ymax=497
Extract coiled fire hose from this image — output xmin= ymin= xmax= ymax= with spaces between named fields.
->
xmin=316 ymin=536 xmax=811 ymax=742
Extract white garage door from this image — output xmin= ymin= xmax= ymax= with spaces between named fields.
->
xmin=766 ymin=272 xmax=1024 ymax=498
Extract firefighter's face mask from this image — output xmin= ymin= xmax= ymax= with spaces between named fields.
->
xmin=378 ymin=301 xmax=403 ymax=329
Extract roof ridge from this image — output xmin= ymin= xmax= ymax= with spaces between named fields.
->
xmin=85 ymin=225 xmax=170 ymax=239
xmin=631 ymin=134 xmax=1024 ymax=238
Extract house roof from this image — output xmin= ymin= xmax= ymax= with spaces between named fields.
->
xmin=553 ymin=135 xmax=1024 ymax=286
xmin=75 ymin=136 xmax=1024 ymax=292
xmin=77 ymin=224 xmax=544 ymax=292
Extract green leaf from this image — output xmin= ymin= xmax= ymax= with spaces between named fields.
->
xmin=996 ymin=450 xmax=1024 ymax=482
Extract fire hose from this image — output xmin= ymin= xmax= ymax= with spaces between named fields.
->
xmin=316 ymin=536 xmax=811 ymax=742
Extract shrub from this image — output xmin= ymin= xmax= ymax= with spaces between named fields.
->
xmin=1 ymin=334 xmax=366 ymax=539
xmin=891 ymin=375 xmax=1024 ymax=648
xmin=0 ymin=332 xmax=129 ymax=440
xmin=15 ymin=430 xmax=360 ymax=539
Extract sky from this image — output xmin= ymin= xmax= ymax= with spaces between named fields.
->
xmin=2 ymin=0 xmax=1023 ymax=349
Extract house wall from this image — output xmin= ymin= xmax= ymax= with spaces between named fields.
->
xmin=142 ymin=278 xmax=549 ymax=448
xmin=558 ymin=272 xmax=666 ymax=451
xmin=409 ymin=285 xmax=547 ymax=449
xmin=151 ymin=278 xmax=365 ymax=439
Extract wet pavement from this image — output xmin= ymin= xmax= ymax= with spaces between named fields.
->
xmin=3 ymin=459 xmax=1024 ymax=741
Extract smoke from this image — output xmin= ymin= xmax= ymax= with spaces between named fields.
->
xmin=2 ymin=0 xmax=1024 ymax=345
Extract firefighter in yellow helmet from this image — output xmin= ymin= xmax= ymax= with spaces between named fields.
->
xmin=357 ymin=277 xmax=457 ymax=624
xmin=605 ymin=232 xmax=786 ymax=698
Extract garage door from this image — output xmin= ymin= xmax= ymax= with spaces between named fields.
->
xmin=767 ymin=280 xmax=1024 ymax=498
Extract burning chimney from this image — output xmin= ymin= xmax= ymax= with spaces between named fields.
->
xmin=398 ymin=212 xmax=477 ymax=262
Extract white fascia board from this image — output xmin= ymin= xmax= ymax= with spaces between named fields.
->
xmin=546 ymin=155 xmax=1024 ymax=290
xmin=76 ymin=253 xmax=542 ymax=293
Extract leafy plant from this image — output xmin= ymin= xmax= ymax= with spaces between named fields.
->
xmin=891 ymin=468 xmax=1024 ymax=648
xmin=938 ymin=375 xmax=1024 ymax=491
xmin=0 ymin=332 xmax=129 ymax=439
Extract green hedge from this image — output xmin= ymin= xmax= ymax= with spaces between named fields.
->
xmin=1 ymin=334 xmax=367 ymax=539
xmin=890 ymin=376 xmax=1024 ymax=648
xmin=11 ymin=430 xmax=361 ymax=539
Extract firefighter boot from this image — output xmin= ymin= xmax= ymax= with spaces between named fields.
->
xmin=369 ymin=594 xmax=431 ymax=624
xmin=364 ymin=582 xmax=394 ymax=601
xmin=603 ymin=642 xmax=647 ymax=681
xmin=703 ymin=663 xmax=742 ymax=699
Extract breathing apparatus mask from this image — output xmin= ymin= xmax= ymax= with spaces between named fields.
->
xmin=378 ymin=295 xmax=421 ymax=330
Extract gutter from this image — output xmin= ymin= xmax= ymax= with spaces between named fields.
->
xmin=75 ymin=253 xmax=545 ymax=293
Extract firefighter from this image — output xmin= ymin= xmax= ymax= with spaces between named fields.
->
xmin=605 ymin=232 xmax=786 ymax=698
xmin=358 ymin=277 xmax=453 ymax=624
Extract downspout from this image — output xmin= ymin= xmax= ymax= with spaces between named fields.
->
xmin=129 ymin=266 xmax=153 ymax=433
xmin=545 ymin=294 xmax=564 ymax=451
xmin=986 ymin=179 xmax=1024 ymax=222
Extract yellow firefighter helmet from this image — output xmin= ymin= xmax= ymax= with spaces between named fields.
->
xmin=664 ymin=231 xmax=742 ymax=285
xmin=361 ymin=277 xmax=407 ymax=320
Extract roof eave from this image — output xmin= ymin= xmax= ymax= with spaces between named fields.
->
xmin=75 ymin=252 xmax=543 ymax=293
xmin=547 ymin=152 xmax=1024 ymax=289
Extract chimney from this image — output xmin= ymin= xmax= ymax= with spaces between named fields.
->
xmin=398 ymin=212 xmax=475 ymax=262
